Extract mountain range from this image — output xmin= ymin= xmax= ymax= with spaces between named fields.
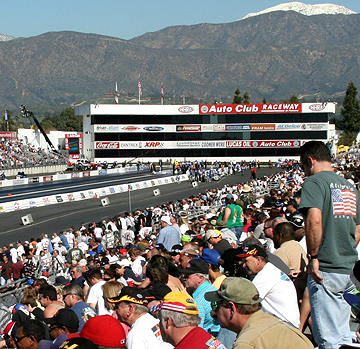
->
xmin=0 ymin=2 xmax=360 ymax=114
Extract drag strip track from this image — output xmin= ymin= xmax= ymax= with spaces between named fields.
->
xmin=0 ymin=170 xmax=168 ymax=203
xmin=0 ymin=167 xmax=280 ymax=245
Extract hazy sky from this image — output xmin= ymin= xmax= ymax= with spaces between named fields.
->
xmin=1 ymin=1 xmax=359 ymax=40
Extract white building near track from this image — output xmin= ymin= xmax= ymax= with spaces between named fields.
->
xmin=75 ymin=102 xmax=337 ymax=163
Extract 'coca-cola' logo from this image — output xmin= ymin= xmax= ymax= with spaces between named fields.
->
xmin=96 ymin=142 xmax=120 ymax=149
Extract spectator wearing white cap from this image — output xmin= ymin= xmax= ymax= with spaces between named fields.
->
xmin=157 ymin=216 xmax=181 ymax=251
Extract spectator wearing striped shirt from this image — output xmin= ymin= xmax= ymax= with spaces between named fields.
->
xmin=180 ymin=259 xmax=220 ymax=336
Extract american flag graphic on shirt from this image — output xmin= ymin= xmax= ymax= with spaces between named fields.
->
xmin=331 ymin=189 xmax=357 ymax=217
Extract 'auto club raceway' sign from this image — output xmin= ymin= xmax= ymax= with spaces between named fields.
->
xmin=200 ymin=103 xmax=301 ymax=114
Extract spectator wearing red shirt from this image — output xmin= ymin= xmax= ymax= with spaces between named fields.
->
xmin=0 ymin=254 xmax=13 ymax=285
xmin=11 ymin=256 xmax=24 ymax=281
xmin=159 ymin=291 xmax=225 ymax=349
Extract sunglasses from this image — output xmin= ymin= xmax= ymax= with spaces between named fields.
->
xmin=210 ymin=301 xmax=228 ymax=312
xmin=15 ymin=335 xmax=30 ymax=343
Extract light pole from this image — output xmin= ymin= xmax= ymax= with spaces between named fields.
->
xmin=128 ymin=183 xmax=132 ymax=212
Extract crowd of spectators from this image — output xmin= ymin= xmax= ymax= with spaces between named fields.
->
xmin=1 ymin=143 xmax=360 ymax=348
xmin=0 ymin=138 xmax=65 ymax=170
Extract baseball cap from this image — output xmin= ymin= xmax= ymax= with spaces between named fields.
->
xmin=44 ymin=308 xmax=79 ymax=330
xmin=169 ymin=244 xmax=183 ymax=256
xmin=53 ymin=276 xmax=70 ymax=286
xmin=180 ymin=247 xmax=200 ymax=257
xmin=289 ymin=214 xmax=305 ymax=229
xmin=236 ymin=245 xmax=267 ymax=259
xmin=67 ymin=315 xmax=126 ymax=347
xmin=107 ymin=286 xmax=149 ymax=305
xmin=226 ymin=193 xmax=234 ymax=200
xmin=204 ymin=277 xmax=260 ymax=304
xmin=161 ymin=216 xmax=171 ymax=225
xmin=59 ymin=338 xmax=98 ymax=349
xmin=181 ymin=235 xmax=191 ymax=243
xmin=78 ymin=259 xmax=87 ymax=267
xmin=145 ymin=283 xmax=172 ymax=301
xmin=0 ymin=321 xmax=17 ymax=336
xmin=204 ymin=229 xmax=222 ymax=242
xmin=160 ymin=291 xmax=199 ymax=315
xmin=178 ymin=259 xmax=209 ymax=275
xmin=119 ymin=248 xmax=127 ymax=255
xmin=200 ymin=248 xmax=221 ymax=265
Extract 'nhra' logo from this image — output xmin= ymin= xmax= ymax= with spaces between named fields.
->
xmin=178 ymin=106 xmax=194 ymax=113
xmin=308 ymin=104 xmax=325 ymax=111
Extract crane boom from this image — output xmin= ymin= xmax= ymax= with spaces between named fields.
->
xmin=20 ymin=105 xmax=62 ymax=156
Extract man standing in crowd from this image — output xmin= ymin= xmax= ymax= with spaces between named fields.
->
xmin=299 ymin=140 xmax=360 ymax=349
xmin=0 ymin=255 xmax=12 ymax=285
xmin=159 ymin=291 xmax=226 ymax=349
xmin=57 ymin=240 xmax=68 ymax=260
xmin=205 ymin=277 xmax=313 ymax=349
xmin=16 ymin=241 xmax=25 ymax=258
xmin=59 ymin=231 xmax=70 ymax=251
xmin=86 ymin=268 xmax=112 ymax=315
xmin=9 ymin=244 xmax=17 ymax=264
xmin=157 ymin=216 xmax=181 ymax=251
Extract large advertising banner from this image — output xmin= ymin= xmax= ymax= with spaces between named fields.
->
xmin=95 ymin=140 xmax=310 ymax=149
xmin=199 ymin=103 xmax=335 ymax=114
xmin=94 ymin=123 xmax=328 ymax=133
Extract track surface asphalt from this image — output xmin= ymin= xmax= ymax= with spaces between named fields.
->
xmin=0 ymin=167 xmax=281 ymax=245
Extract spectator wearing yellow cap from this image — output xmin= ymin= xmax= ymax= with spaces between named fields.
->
xmin=159 ymin=291 xmax=226 ymax=349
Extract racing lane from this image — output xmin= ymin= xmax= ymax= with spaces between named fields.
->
xmin=0 ymin=169 xmax=169 ymax=203
xmin=0 ymin=167 xmax=281 ymax=245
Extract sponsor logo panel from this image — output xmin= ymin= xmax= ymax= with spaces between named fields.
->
xmin=250 ymin=124 xmax=275 ymax=131
xmin=143 ymin=126 xmax=164 ymax=131
xmin=95 ymin=141 xmax=120 ymax=149
xmin=178 ymin=106 xmax=194 ymax=113
xmin=144 ymin=142 xmax=164 ymax=148
xmin=201 ymin=141 xmax=226 ymax=148
xmin=176 ymin=125 xmax=201 ymax=132
xmin=308 ymin=104 xmax=325 ymax=111
xmin=43 ymin=176 xmax=53 ymax=182
xmin=28 ymin=177 xmax=40 ymax=184
xmin=56 ymin=196 xmax=63 ymax=203
xmin=226 ymin=140 xmax=305 ymax=148
xmin=176 ymin=141 xmax=201 ymax=148
xmin=226 ymin=125 xmax=251 ymax=131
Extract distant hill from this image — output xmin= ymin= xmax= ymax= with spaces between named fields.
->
xmin=1 ymin=10 xmax=360 ymax=114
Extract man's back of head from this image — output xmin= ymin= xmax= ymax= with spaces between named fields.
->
xmin=298 ymin=140 xmax=331 ymax=164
